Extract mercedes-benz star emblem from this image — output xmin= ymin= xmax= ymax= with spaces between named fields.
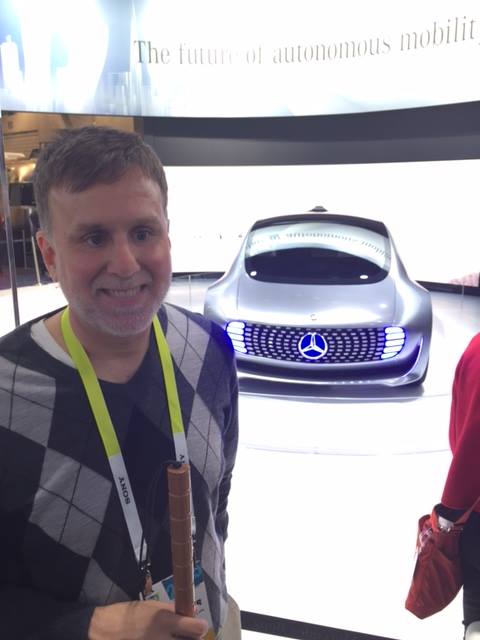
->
xmin=298 ymin=332 xmax=328 ymax=360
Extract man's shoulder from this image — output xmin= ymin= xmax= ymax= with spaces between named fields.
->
xmin=0 ymin=309 xmax=62 ymax=365
xmin=0 ymin=319 xmax=34 ymax=355
xmin=0 ymin=321 xmax=37 ymax=389
xmin=162 ymin=302 xmax=223 ymax=335
xmin=161 ymin=303 xmax=234 ymax=359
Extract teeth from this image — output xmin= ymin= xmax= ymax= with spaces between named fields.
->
xmin=107 ymin=287 xmax=142 ymax=297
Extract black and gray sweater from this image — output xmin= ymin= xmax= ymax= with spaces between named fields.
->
xmin=0 ymin=303 xmax=238 ymax=639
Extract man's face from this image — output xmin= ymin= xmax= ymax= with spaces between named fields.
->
xmin=37 ymin=167 xmax=171 ymax=338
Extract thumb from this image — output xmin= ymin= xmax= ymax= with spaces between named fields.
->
xmin=174 ymin=614 xmax=210 ymax=638
xmin=193 ymin=616 xmax=209 ymax=635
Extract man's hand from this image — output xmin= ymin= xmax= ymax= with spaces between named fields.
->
xmin=88 ymin=601 xmax=209 ymax=640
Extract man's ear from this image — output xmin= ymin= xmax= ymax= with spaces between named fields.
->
xmin=36 ymin=230 xmax=57 ymax=281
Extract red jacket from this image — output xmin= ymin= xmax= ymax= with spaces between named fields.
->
xmin=442 ymin=332 xmax=480 ymax=509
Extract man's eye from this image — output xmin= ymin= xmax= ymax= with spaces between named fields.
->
xmin=85 ymin=233 xmax=105 ymax=247
xmin=134 ymin=228 xmax=152 ymax=242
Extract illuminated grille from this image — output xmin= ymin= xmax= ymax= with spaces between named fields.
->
xmin=226 ymin=322 xmax=406 ymax=364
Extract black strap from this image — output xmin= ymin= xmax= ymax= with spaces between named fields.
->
xmin=455 ymin=495 xmax=480 ymax=527
xmin=240 ymin=611 xmax=399 ymax=640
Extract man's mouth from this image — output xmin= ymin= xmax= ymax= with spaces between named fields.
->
xmin=100 ymin=285 xmax=146 ymax=297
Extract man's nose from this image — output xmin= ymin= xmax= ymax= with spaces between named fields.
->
xmin=106 ymin=238 xmax=140 ymax=277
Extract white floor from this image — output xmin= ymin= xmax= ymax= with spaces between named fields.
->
xmin=2 ymin=279 xmax=480 ymax=639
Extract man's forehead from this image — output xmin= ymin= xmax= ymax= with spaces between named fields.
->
xmin=49 ymin=174 xmax=161 ymax=198
xmin=48 ymin=177 xmax=165 ymax=213
xmin=47 ymin=188 xmax=167 ymax=236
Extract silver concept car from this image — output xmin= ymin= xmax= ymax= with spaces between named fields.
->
xmin=203 ymin=211 xmax=432 ymax=386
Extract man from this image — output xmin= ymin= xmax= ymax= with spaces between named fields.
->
xmin=0 ymin=126 xmax=239 ymax=639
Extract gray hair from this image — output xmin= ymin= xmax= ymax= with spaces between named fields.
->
xmin=33 ymin=126 xmax=168 ymax=235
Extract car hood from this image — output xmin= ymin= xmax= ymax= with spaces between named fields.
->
xmin=236 ymin=274 xmax=397 ymax=327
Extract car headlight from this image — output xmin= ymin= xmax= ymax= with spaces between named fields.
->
xmin=226 ymin=321 xmax=247 ymax=354
xmin=381 ymin=326 xmax=406 ymax=359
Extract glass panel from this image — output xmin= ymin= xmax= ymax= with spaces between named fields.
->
xmin=245 ymin=221 xmax=391 ymax=285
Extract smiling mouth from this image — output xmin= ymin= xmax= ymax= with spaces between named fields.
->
xmin=101 ymin=285 xmax=146 ymax=297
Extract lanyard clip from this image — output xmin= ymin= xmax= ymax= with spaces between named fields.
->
xmin=141 ymin=561 xmax=153 ymax=598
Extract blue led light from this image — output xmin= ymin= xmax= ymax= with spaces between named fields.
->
xmin=385 ymin=339 xmax=405 ymax=347
xmin=230 ymin=344 xmax=247 ymax=354
xmin=226 ymin=322 xmax=245 ymax=335
xmin=385 ymin=327 xmax=405 ymax=335
xmin=382 ymin=326 xmax=405 ymax=359
xmin=228 ymin=321 xmax=245 ymax=330
xmin=227 ymin=321 xmax=248 ymax=354
xmin=228 ymin=327 xmax=245 ymax=336
xmin=226 ymin=321 xmax=409 ymax=362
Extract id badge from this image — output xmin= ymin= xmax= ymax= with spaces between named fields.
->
xmin=141 ymin=562 xmax=215 ymax=639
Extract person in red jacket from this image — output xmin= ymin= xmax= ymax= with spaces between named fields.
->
xmin=438 ymin=333 xmax=480 ymax=639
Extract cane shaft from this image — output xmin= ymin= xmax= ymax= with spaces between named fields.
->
xmin=167 ymin=463 xmax=194 ymax=617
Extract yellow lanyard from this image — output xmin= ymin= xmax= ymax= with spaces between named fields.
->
xmin=60 ymin=307 xmax=190 ymax=562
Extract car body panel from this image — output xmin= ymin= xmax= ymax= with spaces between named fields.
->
xmin=236 ymin=277 xmax=397 ymax=326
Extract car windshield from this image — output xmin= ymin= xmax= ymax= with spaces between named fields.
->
xmin=244 ymin=220 xmax=391 ymax=284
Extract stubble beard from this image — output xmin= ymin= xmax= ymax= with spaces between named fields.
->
xmin=68 ymin=281 xmax=171 ymax=338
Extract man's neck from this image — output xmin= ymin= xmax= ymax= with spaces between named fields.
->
xmin=44 ymin=310 xmax=151 ymax=383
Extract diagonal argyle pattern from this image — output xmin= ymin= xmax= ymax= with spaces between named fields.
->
xmin=0 ymin=303 xmax=238 ymax=635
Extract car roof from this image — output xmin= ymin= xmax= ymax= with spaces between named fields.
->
xmin=250 ymin=213 xmax=389 ymax=237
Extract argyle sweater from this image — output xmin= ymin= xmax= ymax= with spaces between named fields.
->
xmin=0 ymin=303 xmax=238 ymax=639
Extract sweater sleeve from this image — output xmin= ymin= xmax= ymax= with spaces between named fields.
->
xmin=441 ymin=333 xmax=480 ymax=509
xmin=216 ymin=359 xmax=239 ymax=543
xmin=0 ymin=584 xmax=95 ymax=639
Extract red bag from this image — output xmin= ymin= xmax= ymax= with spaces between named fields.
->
xmin=405 ymin=501 xmax=480 ymax=619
